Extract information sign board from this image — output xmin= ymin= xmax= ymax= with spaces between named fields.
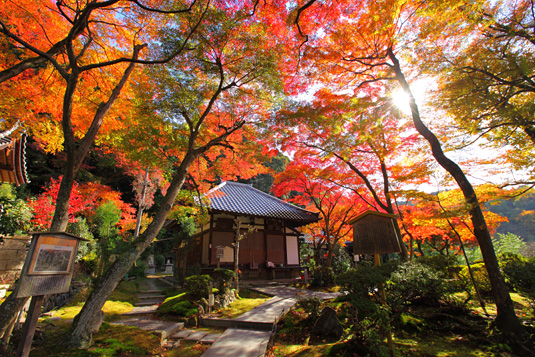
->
xmin=14 ymin=232 xmax=86 ymax=298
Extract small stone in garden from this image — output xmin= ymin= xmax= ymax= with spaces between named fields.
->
xmin=312 ymin=306 xmax=343 ymax=339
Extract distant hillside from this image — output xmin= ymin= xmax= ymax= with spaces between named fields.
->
xmin=487 ymin=191 xmax=535 ymax=242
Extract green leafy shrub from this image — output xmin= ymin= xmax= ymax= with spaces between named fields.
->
xmin=332 ymin=244 xmax=352 ymax=274
xmin=212 ymin=268 xmax=235 ymax=293
xmin=334 ymin=262 xmax=399 ymax=355
xmin=500 ymin=253 xmax=535 ymax=299
xmin=336 ymin=262 xmax=398 ymax=319
xmin=458 ymin=262 xmax=492 ymax=296
xmin=416 ymin=254 xmax=461 ymax=278
xmin=296 ymin=296 xmax=322 ymax=320
xmin=129 ymin=261 xmax=147 ymax=279
xmin=185 ymin=275 xmax=213 ymax=299
xmin=388 ymin=262 xmax=445 ymax=307
xmin=310 ymin=266 xmax=335 ymax=288
xmin=156 ymin=292 xmax=198 ymax=317
xmin=336 ymin=262 xmax=399 ymax=296
xmin=466 ymin=233 xmax=528 ymax=263
xmin=0 ymin=183 xmax=33 ymax=234
xmin=154 ymin=254 xmax=166 ymax=270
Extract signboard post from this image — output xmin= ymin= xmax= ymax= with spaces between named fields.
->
xmin=13 ymin=232 xmax=87 ymax=357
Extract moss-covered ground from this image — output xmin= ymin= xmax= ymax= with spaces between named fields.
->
xmin=3 ymin=282 xmax=272 ymax=356
xmin=268 ymin=292 xmax=535 ymax=357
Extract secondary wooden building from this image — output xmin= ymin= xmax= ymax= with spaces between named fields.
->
xmin=184 ymin=181 xmax=320 ymax=279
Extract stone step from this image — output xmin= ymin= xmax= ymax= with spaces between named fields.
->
xmin=168 ymin=329 xmax=221 ymax=344
xmin=144 ymin=289 xmax=164 ymax=294
xmin=163 ymin=339 xmax=181 ymax=349
xmin=171 ymin=329 xmax=195 ymax=339
xmin=199 ymin=333 xmax=222 ymax=344
xmin=201 ymin=328 xmax=272 ymax=357
xmin=184 ymin=331 xmax=209 ymax=341
xmin=135 ymin=298 xmax=165 ymax=306
xmin=122 ymin=305 xmax=159 ymax=315
xmin=138 ymin=294 xmax=166 ymax=300
xmin=200 ymin=317 xmax=274 ymax=331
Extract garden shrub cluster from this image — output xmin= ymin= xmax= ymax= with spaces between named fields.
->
xmin=296 ymin=296 xmax=323 ymax=321
xmin=154 ymin=254 xmax=166 ymax=270
xmin=212 ymin=268 xmax=235 ymax=294
xmin=329 ymin=260 xmax=455 ymax=355
xmin=156 ymin=292 xmax=198 ymax=317
xmin=185 ymin=274 xmax=213 ymax=299
xmin=388 ymin=261 xmax=445 ymax=307
xmin=310 ymin=266 xmax=336 ymax=288
xmin=500 ymin=253 xmax=535 ymax=299
xmin=416 ymin=254 xmax=461 ymax=278
xmin=458 ymin=262 xmax=492 ymax=296
xmin=129 ymin=261 xmax=147 ymax=279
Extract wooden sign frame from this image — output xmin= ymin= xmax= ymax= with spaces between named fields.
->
xmin=14 ymin=232 xmax=87 ymax=298
xmin=13 ymin=232 xmax=87 ymax=357
xmin=28 ymin=235 xmax=78 ymax=275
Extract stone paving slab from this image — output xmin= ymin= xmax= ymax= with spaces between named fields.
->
xmin=199 ymin=333 xmax=221 ymax=344
xmin=201 ymin=328 xmax=271 ymax=357
xmin=184 ymin=330 xmax=209 ymax=341
xmin=136 ymin=298 xmax=165 ymax=306
xmin=121 ymin=305 xmax=159 ymax=315
xmin=250 ymin=285 xmax=342 ymax=300
xmin=138 ymin=293 xmax=166 ymax=299
xmin=234 ymin=296 xmax=296 ymax=323
xmin=172 ymin=329 xmax=195 ymax=339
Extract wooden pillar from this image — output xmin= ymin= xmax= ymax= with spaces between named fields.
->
xmin=208 ymin=213 xmax=214 ymax=265
xmin=263 ymin=219 xmax=268 ymax=263
xmin=283 ymin=222 xmax=288 ymax=266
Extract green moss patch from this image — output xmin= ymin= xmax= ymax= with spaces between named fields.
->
xmin=29 ymin=322 xmax=163 ymax=357
xmin=50 ymin=300 xmax=134 ymax=320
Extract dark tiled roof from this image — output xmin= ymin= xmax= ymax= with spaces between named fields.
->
xmin=206 ymin=182 xmax=320 ymax=225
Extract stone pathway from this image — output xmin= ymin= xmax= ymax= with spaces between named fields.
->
xmin=113 ymin=276 xmax=224 ymax=348
xmin=202 ymin=329 xmax=272 ymax=357
xmin=120 ymin=276 xmax=168 ymax=316
xmin=200 ymin=285 xmax=342 ymax=357
xmin=113 ymin=278 xmax=342 ymax=356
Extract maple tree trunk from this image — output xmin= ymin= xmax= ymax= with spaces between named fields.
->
xmin=381 ymin=161 xmax=410 ymax=262
xmin=0 ymin=294 xmax=28 ymax=342
xmin=51 ymin=71 xmax=80 ymax=231
xmin=51 ymin=159 xmax=77 ymax=231
xmin=0 ymin=45 xmax=144 ymax=343
xmin=68 ymin=154 xmax=195 ymax=348
xmin=387 ymin=49 xmax=531 ymax=351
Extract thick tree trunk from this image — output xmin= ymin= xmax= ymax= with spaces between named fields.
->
xmin=0 ymin=46 xmax=145 ymax=340
xmin=387 ymin=48 xmax=531 ymax=351
xmin=380 ymin=160 xmax=410 ymax=261
xmin=0 ymin=294 xmax=28 ymax=341
xmin=68 ymin=155 xmax=194 ymax=348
